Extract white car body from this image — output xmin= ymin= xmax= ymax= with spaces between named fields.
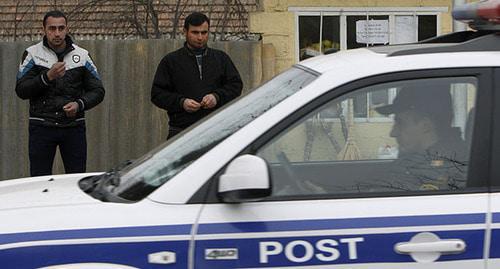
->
xmin=1 ymin=15 xmax=500 ymax=269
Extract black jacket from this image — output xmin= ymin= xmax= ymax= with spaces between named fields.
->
xmin=151 ymin=43 xmax=243 ymax=129
xmin=15 ymin=36 xmax=105 ymax=127
xmin=385 ymin=127 xmax=468 ymax=191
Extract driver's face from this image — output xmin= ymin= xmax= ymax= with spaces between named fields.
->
xmin=390 ymin=110 xmax=429 ymax=155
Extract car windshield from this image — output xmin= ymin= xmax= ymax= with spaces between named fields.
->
xmin=111 ymin=66 xmax=319 ymax=201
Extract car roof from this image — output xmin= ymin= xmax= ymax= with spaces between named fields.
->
xmin=299 ymin=31 xmax=500 ymax=74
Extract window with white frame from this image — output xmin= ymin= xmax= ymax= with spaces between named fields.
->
xmin=293 ymin=7 xmax=445 ymax=120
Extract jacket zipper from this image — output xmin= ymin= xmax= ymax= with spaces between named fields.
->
xmin=196 ymin=55 xmax=203 ymax=80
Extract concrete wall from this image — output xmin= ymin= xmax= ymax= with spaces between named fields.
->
xmin=250 ymin=0 xmax=454 ymax=73
xmin=0 ymin=39 xmax=262 ymax=180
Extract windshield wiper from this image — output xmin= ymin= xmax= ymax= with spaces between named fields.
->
xmin=79 ymin=160 xmax=134 ymax=203
xmin=90 ymin=172 xmax=126 ymax=202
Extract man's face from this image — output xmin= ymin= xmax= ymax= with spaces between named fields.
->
xmin=184 ymin=22 xmax=209 ymax=49
xmin=43 ymin=16 xmax=67 ymax=50
xmin=390 ymin=110 xmax=431 ymax=155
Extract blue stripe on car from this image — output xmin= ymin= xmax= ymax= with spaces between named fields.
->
xmin=0 ymin=230 xmax=486 ymax=268
xmin=0 ymin=223 xmax=192 ymax=245
xmin=0 ymin=212 xmax=491 ymax=268
xmin=492 ymin=212 xmax=500 ymax=223
xmin=0 ymin=240 xmax=189 ymax=269
xmin=194 ymin=230 xmax=485 ymax=268
xmin=196 ymin=212 xmax=485 ymax=234
xmin=0 ymin=212 xmax=485 ymax=245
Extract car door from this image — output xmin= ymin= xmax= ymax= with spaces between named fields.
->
xmin=488 ymin=67 xmax=500 ymax=268
xmin=191 ymin=69 xmax=493 ymax=268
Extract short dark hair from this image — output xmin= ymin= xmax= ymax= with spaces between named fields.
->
xmin=43 ymin=10 xmax=67 ymax=27
xmin=184 ymin=12 xmax=210 ymax=29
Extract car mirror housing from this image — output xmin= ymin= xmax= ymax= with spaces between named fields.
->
xmin=218 ymin=154 xmax=271 ymax=203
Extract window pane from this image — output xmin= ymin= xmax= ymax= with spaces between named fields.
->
xmin=370 ymin=89 xmax=389 ymax=105
xmin=321 ymin=16 xmax=340 ymax=53
xmin=299 ymin=16 xmax=340 ymax=60
xmin=368 ymin=89 xmax=391 ymax=118
xmin=353 ymin=94 xmax=367 ymax=117
xmin=256 ymin=76 xmax=477 ymax=198
xmin=418 ymin=15 xmax=437 ymax=41
xmin=347 ymin=15 xmax=389 ymax=49
xmin=299 ymin=16 xmax=320 ymax=60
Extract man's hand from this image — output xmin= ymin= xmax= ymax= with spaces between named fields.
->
xmin=183 ymin=98 xmax=201 ymax=113
xmin=63 ymin=102 xmax=79 ymax=118
xmin=47 ymin=62 xmax=66 ymax=81
xmin=201 ymin=94 xmax=217 ymax=109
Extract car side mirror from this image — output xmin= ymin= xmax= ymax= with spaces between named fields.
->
xmin=218 ymin=154 xmax=271 ymax=203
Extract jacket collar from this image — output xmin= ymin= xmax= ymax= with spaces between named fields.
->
xmin=183 ymin=42 xmax=208 ymax=57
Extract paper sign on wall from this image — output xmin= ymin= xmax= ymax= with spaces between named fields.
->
xmin=394 ymin=16 xmax=417 ymax=44
xmin=356 ymin=20 xmax=389 ymax=44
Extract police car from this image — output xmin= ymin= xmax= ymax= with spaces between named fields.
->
xmin=1 ymin=1 xmax=499 ymax=268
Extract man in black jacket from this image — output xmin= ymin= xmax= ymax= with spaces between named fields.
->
xmin=375 ymin=83 xmax=467 ymax=191
xmin=151 ymin=12 xmax=243 ymax=139
xmin=15 ymin=10 xmax=105 ymax=176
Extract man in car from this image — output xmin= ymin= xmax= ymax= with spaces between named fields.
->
xmin=375 ymin=84 xmax=468 ymax=191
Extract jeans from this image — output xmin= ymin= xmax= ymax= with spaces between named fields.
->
xmin=28 ymin=124 xmax=87 ymax=176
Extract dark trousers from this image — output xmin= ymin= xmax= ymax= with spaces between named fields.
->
xmin=29 ymin=124 xmax=87 ymax=176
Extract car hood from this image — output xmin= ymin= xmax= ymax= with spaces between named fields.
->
xmin=0 ymin=173 xmax=103 ymax=211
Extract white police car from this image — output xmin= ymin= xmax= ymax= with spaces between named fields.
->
xmin=1 ymin=2 xmax=499 ymax=268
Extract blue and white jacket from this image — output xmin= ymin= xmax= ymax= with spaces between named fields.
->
xmin=15 ymin=36 xmax=105 ymax=127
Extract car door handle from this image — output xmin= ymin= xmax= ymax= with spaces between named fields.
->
xmin=394 ymin=232 xmax=467 ymax=263
xmin=395 ymin=239 xmax=466 ymax=254
xmin=148 ymin=251 xmax=176 ymax=264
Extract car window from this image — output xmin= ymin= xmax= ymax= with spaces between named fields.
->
xmin=256 ymin=76 xmax=477 ymax=198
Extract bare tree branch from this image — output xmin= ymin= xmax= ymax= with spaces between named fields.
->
xmin=2 ymin=0 xmax=259 ymax=41
xmin=147 ymin=0 xmax=161 ymax=38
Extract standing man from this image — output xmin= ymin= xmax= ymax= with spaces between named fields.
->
xmin=15 ymin=10 xmax=105 ymax=176
xmin=151 ymin=12 xmax=243 ymax=139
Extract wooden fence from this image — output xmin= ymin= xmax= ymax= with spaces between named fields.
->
xmin=0 ymin=39 xmax=263 ymax=180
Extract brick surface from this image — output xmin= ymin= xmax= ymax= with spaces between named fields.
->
xmin=0 ymin=0 xmax=259 ymax=41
